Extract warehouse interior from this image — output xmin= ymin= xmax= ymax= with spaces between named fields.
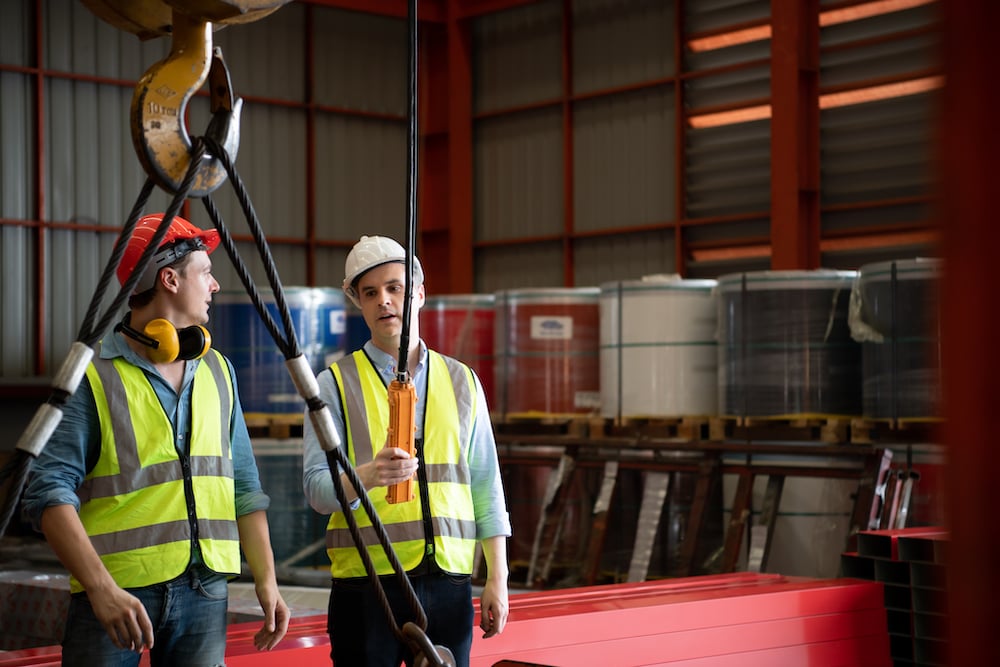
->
xmin=0 ymin=0 xmax=995 ymax=665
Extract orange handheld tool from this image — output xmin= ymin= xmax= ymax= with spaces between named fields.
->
xmin=386 ymin=379 xmax=417 ymax=503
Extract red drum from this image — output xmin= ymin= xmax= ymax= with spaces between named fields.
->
xmin=420 ymin=294 xmax=496 ymax=402
xmin=495 ymin=288 xmax=601 ymax=418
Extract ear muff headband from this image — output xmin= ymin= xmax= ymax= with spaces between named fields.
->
xmin=118 ymin=317 xmax=211 ymax=363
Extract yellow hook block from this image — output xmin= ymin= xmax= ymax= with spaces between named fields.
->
xmin=80 ymin=1 xmax=290 ymax=39
xmin=81 ymin=0 xmax=293 ymax=195
xmin=130 ymin=11 xmax=239 ymax=196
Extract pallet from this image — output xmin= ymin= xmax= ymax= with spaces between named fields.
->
xmin=597 ymin=416 xmax=710 ymax=442
xmin=493 ymin=413 xmax=601 ymax=437
xmin=709 ymin=415 xmax=852 ymax=444
xmin=849 ymin=417 xmax=944 ymax=445
xmin=244 ymin=412 xmax=304 ymax=439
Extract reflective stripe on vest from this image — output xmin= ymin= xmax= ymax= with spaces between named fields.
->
xmin=75 ymin=347 xmax=239 ymax=593
xmin=326 ymin=350 xmax=478 ymax=577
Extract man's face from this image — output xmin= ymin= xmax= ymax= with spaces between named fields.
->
xmin=356 ymin=261 xmax=424 ymax=352
xmin=170 ymin=250 xmax=219 ymax=327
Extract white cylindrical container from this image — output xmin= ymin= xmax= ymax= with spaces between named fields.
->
xmin=600 ymin=276 xmax=718 ymax=419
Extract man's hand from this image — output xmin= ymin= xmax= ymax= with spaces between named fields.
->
xmin=40 ymin=505 xmax=154 ymax=653
xmin=479 ymin=577 xmax=509 ymax=639
xmin=360 ymin=445 xmax=419 ymax=489
xmin=253 ymin=581 xmax=290 ymax=651
xmin=88 ymin=583 xmax=154 ymax=652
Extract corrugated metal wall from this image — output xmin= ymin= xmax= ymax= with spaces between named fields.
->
xmin=818 ymin=0 xmax=938 ymax=267
xmin=473 ymin=0 xmax=564 ymax=293
xmin=0 ymin=0 xmax=943 ymax=380
xmin=473 ymin=0 xmax=684 ymax=292
xmin=0 ymin=0 xmax=409 ymax=380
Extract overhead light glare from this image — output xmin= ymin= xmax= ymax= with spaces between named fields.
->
xmin=688 ymin=0 xmax=936 ymax=53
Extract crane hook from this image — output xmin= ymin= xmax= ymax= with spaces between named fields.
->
xmin=130 ymin=10 xmax=241 ymax=196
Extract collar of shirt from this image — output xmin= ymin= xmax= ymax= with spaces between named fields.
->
xmin=100 ymin=329 xmax=199 ymax=392
xmin=362 ymin=339 xmax=428 ymax=387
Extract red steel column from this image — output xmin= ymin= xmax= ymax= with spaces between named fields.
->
xmin=769 ymin=0 xmax=819 ymax=270
xmin=561 ymin=0 xmax=574 ymax=286
xmin=447 ymin=0 xmax=474 ymax=293
xmin=940 ymin=2 xmax=999 ymax=665
xmin=33 ymin=1 xmax=47 ymax=374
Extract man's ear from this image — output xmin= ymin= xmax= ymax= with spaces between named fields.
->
xmin=413 ymin=283 xmax=426 ymax=307
xmin=159 ymin=266 xmax=181 ymax=293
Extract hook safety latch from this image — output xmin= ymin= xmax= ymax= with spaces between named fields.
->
xmin=130 ymin=10 xmax=241 ymax=196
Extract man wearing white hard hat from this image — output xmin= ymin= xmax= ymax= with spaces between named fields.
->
xmin=23 ymin=213 xmax=289 ymax=664
xmin=302 ymin=235 xmax=511 ymax=667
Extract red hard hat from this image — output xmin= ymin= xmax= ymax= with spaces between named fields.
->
xmin=117 ymin=213 xmax=220 ymax=293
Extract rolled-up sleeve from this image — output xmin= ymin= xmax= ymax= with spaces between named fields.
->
xmin=227 ymin=358 xmax=270 ymax=517
xmin=468 ymin=371 xmax=512 ymax=541
xmin=21 ymin=378 xmax=99 ymax=531
xmin=302 ymin=368 xmax=350 ymax=515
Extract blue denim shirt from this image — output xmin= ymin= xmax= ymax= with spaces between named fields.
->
xmin=302 ymin=340 xmax=511 ymax=541
xmin=22 ymin=330 xmax=269 ymax=533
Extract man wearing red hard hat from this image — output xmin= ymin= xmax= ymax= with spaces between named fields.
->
xmin=24 ymin=213 xmax=290 ymax=665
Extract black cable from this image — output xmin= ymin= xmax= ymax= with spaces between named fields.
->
xmin=200 ymin=135 xmax=300 ymax=361
xmin=324 ymin=447 xmax=429 ymax=640
xmin=397 ymin=0 xmax=419 ymax=382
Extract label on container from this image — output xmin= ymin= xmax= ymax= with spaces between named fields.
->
xmin=330 ymin=311 xmax=346 ymax=334
xmin=268 ymin=393 xmax=303 ymax=404
xmin=530 ymin=316 xmax=573 ymax=340
xmin=575 ymin=391 xmax=601 ymax=409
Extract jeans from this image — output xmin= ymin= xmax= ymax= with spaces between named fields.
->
xmin=328 ymin=571 xmax=474 ymax=667
xmin=61 ymin=566 xmax=229 ymax=667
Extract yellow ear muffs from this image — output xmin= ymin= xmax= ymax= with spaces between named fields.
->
xmin=120 ymin=317 xmax=211 ymax=363
xmin=143 ymin=318 xmax=181 ymax=364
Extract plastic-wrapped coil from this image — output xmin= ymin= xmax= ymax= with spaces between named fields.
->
xmin=849 ymin=258 xmax=942 ymax=420
xmin=599 ymin=275 xmax=718 ymax=419
xmin=717 ymin=270 xmax=862 ymax=418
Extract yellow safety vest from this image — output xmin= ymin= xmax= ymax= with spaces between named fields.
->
xmin=325 ymin=350 xmax=478 ymax=578
xmin=74 ymin=348 xmax=240 ymax=593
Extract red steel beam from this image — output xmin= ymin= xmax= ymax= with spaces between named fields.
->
xmin=470 ymin=574 xmax=890 ymax=667
xmin=300 ymin=0 xmax=446 ymax=22
xmin=769 ymin=0 xmax=820 ymax=271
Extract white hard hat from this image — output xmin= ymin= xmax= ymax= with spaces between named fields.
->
xmin=343 ymin=235 xmax=424 ymax=308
